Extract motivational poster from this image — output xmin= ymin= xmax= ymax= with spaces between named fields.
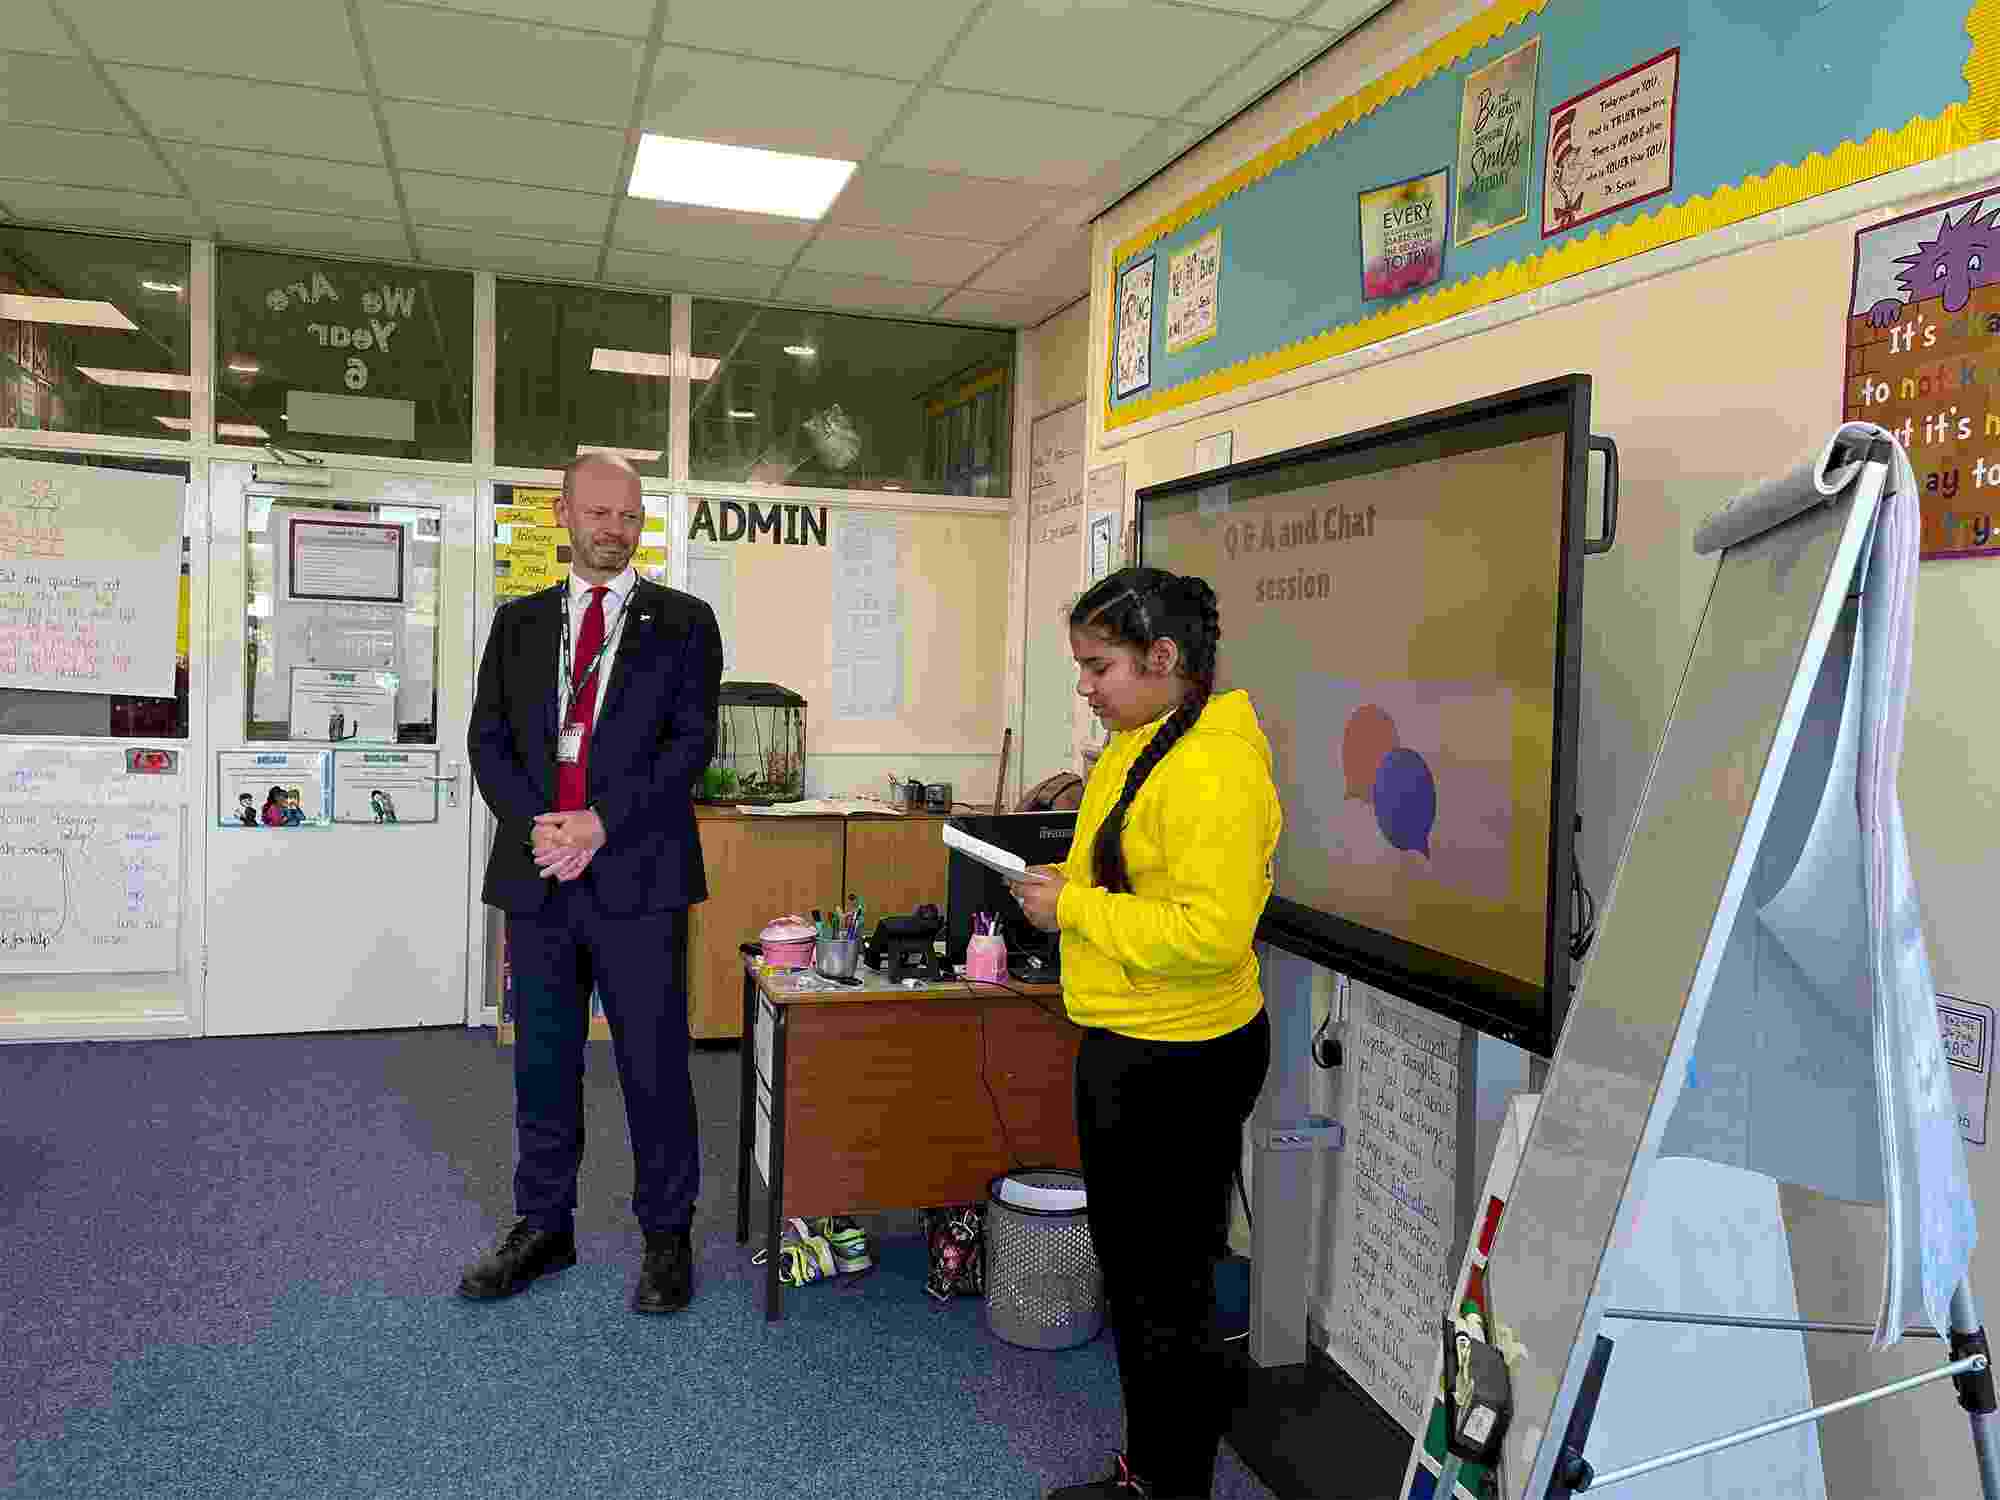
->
xmin=1454 ymin=36 xmax=1540 ymax=247
xmin=1543 ymin=48 xmax=1680 ymax=236
xmin=1114 ymin=255 xmax=1155 ymax=398
xmin=1165 ymin=228 xmax=1221 ymax=354
xmin=1845 ymin=185 xmax=2000 ymax=559
xmin=1359 ymin=169 xmax=1449 ymax=301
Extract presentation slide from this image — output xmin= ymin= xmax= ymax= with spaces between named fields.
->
xmin=1144 ymin=427 xmax=1566 ymax=988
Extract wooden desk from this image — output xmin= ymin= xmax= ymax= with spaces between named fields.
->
xmin=734 ymin=949 xmax=1080 ymax=1321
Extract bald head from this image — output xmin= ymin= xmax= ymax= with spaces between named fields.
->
xmin=556 ymin=453 xmax=645 ymax=583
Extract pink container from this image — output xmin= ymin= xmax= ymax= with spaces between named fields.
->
xmin=759 ymin=915 xmax=817 ymax=969
xmin=965 ymin=933 xmax=1008 ymax=983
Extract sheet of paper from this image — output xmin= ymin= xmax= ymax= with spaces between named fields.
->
xmin=942 ymin=821 xmax=1049 ymax=882
xmin=829 ymin=512 xmax=903 ymax=719
xmin=0 ymin=457 xmax=182 ymax=698
xmin=686 ymin=543 xmax=736 ymax=672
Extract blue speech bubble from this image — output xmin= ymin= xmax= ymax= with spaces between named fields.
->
xmin=1372 ymin=747 xmax=1437 ymax=857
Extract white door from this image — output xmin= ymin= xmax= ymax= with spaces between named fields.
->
xmin=202 ymin=462 xmax=476 ymax=1035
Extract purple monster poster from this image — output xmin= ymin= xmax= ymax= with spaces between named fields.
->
xmin=1845 ymin=185 xmax=2000 ymax=560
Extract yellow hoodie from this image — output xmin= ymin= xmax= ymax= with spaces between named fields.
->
xmin=1055 ymin=689 xmax=1282 ymax=1041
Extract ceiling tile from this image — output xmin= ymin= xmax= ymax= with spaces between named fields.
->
xmin=773 ymin=269 xmax=950 ymax=318
xmin=59 ymin=0 xmax=367 ymax=89
xmin=0 ymin=180 xmax=206 ymax=238
xmin=657 ymin=0 xmax=982 ymax=81
xmin=930 ymin=287 xmax=1060 ymax=328
xmin=209 ymin=203 xmax=414 ymax=261
xmin=613 ymin=201 xmax=811 ymax=267
xmin=166 ymin=145 xmax=402 ymax=218
xmin=1195 ymin=0 xmax=1329 ymax=14
xmin=1078 ymin=119 xmax=1206 ymax=206
xmin=382 ymin=101 xmax=627 ymax=193
xmin=971 ymin=226 xmax=1089 ymax=297
xmin=1179 ymin=26 xmax=1327 ymax=124
xmin=643 ymin=50 xmax=912 ymax=163
xmin=880 ymin=92 xmax=1157 ymax=188
xmin=1310 ymin=0 xmax=1392 ymax=30
xmin=110 ymin=68 xmax=385 ymax=163
xmin=0 ymin=55 xmax=130 ymax=132
xmin=827 ymin=165 xmax=1063 ymax=243
xmin=9 ymin=1 xmax=79 ymax=55
xmin=414 ymin=225 xmax=603 ymax=280
xmin=796 ymin=225 xmax=998 ymax=286
xmin=603 ymin=248 xmax=782 ymax=301
xmin=402 ymin=173 xmax=610 ymax=243
xmin=410 ymin=0 xmax=655 ymax=36
xmin=0 ymin=125 xmax=176 ymax=194
xmin=944 ymin=0 xmax=1277 ymax=117
xmin=364 ymin=3 xmax=645 ymax=127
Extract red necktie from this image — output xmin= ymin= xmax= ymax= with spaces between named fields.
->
xmin=556 ymin=586 xmax=607 ymax=812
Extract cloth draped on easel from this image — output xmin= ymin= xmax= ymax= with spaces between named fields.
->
xmin=1666 ymin=422 xmax=1977 ymax=1350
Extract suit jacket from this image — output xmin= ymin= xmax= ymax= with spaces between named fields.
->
xmin=469 ymin=576 xmax=723 ymax=917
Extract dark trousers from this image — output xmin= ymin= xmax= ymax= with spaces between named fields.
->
xmin=1076 ymin=1009 xmax=1270 ymax=1498
xmin=507 ymin=881 xmax=698 ymax=1236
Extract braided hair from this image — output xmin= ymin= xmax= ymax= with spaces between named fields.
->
xmin=1069 ymin=566 xmax=1221 ymax=894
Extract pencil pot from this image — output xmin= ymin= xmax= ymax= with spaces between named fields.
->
xmin=965 ymin=933 xmax=1007 ymax=983
xmin=815 ymin=936 xmax=861 ymax=981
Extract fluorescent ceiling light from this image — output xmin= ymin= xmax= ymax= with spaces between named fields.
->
xmin=141 ymin=279 xmax=184 ymax=294
xmin=155 ymin=417 xmax=270 ymax=439
xmin=727 ymin=409 xmax=757 ymax=420
xmin=783 ymin=345 xmax=815 ymax=357
xmin=1 ymin=294 xmax=138 ymax=331
xmin=78 ymin=366 xmax=193 ymax=392
xmin=589 ymin=347 xmax=717 ymax=380
xmin=227 ymin=360 xmax=260 ymax=375
xmin=627 ymin=134 xmax=855 ymax=221
xmin=576 ymin=443 xmax=663 ymax=463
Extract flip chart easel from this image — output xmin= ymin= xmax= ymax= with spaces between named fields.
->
xmin=1475 ymin=434 xmax=1996 ymax=1499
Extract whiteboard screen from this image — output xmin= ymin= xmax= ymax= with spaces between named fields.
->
xmin=1327 ymin=984 xmax=1461 ymax=1436
xmin=0 ymin=745 xmax=182 ymax=973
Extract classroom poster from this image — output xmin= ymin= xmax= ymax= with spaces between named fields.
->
xmin=1845 ymin=185 xmax=2000 ymax=559
xmin=1359 ymin=169 xmax=1449 ymax=301
xmin=1453 ymin=36 xmax=1540 ymax=247
xmin=1542 ymin=49 xmax=1679 ymax=237
xmin=1165 ymin=229 xmax=1221 ymax=354
xmin=216 ymin=749 xmax=330 ymax=829
xmin=1114 ymin=256 xmax=1155 ymax=398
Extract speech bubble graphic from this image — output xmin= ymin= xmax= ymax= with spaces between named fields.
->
xmin=1372 ymin=747 xmax=1437 ymax=857
xmin=1341 ymin=703 xmax=1399 ymax=800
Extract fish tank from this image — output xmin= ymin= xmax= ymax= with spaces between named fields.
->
xmin=699 ymin=681 xmax=806 ymax=805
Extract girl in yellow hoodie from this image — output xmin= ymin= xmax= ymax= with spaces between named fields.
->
xmin=1011 ymin=566 xmax=1281 ymax=1500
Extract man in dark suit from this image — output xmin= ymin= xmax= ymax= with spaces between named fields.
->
xmin=461 ymin=452 xmax=723 ymax=1315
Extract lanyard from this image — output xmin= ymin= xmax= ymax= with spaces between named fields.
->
xmin=558 ymin=586 xmax=629 ymax=726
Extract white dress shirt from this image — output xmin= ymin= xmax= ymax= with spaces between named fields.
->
xmin=558 ymin=564 xmax=637 ymax=724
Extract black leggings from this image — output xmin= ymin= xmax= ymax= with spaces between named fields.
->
xmin=1075 ymin=1009 xmax=1271 ymax=1498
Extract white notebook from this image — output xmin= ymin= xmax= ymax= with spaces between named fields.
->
xmin=942 ymin=821 xmax=1051 ymax=882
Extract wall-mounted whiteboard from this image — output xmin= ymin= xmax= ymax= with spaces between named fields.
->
xmin=0 ymin=745 xmax=182 ymax=973
xmin=1024 ymin=401 xmax=1085 ymax=784
xmin=1325 ymin=983 xmax=1461 ymax=1437
xmin=0 ymin=456 xmax=182 ymax=698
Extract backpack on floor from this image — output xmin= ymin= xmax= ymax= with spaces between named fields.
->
xmin=921 ymin=1204 xmax=986 ymax=1301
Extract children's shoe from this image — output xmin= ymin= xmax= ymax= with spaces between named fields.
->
xmin=814 ymin=1215 xmax=873 ymax=1275
xmin=752 ymin=1216 xmax=836 ymax=1287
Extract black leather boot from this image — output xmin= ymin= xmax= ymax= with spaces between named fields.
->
xmin=632 ymin=1227 xmax=693 ymax=1314
xmin=457 ymin=1220 xmax=577 ymax=1300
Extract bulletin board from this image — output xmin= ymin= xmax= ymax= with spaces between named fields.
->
xmin=1104 ymin=0 xmax=1998 ymax=433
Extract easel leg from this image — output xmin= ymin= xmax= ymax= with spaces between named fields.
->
xmin=1951 ymin=1279 xmax=2000 ymax=1500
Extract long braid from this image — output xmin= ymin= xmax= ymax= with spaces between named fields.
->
xmin=1082 ymin=573 xmax=1222 ymax=894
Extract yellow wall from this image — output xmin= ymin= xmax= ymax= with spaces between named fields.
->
xmin=1029 ymin=296 xmax=1091 ymax=419
xmin=1077 ymin=2 xmax=2000 ymax=1493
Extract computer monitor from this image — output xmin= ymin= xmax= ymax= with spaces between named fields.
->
xmin=944 ymin=812 xmax=1078 ymax=968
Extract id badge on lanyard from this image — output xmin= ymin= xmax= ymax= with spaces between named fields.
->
xmin=556 ymin=591 xmax=622 ymax=765
xmin=556 ymin=722 xmax=586 ymax=764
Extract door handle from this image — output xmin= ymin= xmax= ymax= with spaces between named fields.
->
xmin=426 ymin=759 xmax=462 ymax=808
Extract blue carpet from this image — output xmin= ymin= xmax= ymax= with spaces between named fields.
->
xmin=0 ymin=1031 xmax=1280 ymax=1500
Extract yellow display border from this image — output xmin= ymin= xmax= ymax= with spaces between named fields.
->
xmin=1104 ymin=0 xmax=2000 ymax=433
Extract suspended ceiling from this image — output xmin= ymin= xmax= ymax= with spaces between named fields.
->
xmin=0 ymin=0 xmax=1384 ymax=329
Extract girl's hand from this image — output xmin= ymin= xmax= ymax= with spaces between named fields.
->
xmin=1008 ymin=866 xmax=1066 ymax=932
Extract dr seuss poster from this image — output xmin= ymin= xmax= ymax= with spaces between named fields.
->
xmin=1359 ymin=169 xmax=1448 ymax=302
xmin=1454 ymin=36 xmax=1540 ymax=248
xmin=1846 ymin=186 xmax=2000 ymax=559
xmin=1542 ymin=49 xmax=1679 ymax=238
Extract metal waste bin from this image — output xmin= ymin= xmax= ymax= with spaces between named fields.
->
xmin=984 ymin=1168 xmax=1103 ymax=1350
